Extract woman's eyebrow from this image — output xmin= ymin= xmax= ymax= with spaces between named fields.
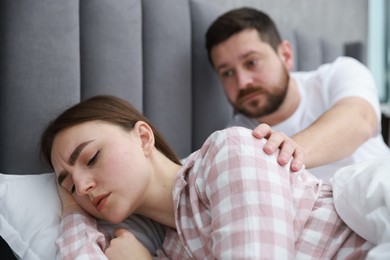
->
xmin=68 ymin=140 xmax=94 ymax=166
xmin=57 ymin=140 xmax=95 ymax=186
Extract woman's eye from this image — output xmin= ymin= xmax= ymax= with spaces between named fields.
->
xmin=70 ymin=185 xmax=76 ymax=194
xmin=88 ymin=151 xmax=99 ymax=166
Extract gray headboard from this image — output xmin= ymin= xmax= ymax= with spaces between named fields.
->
xmin=0 ymin=0 xmax=363 ymax=257
xmin=0 ymin=0 xmax=357 ymax=176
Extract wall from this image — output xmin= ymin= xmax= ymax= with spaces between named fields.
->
xmin=368 ymin=0 xmax=388 ymax=102
xmin=209 ymin=0 xmax=368 ymax=62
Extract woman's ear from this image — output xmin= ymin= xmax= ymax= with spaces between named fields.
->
xmin=278 ymin=40 xmax=294 ymax=71
xmin=134 ymin=121 xmax=155 ymax=156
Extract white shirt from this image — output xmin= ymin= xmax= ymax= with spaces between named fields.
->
xmin=229 ymin=57 xmax=390 ymax=181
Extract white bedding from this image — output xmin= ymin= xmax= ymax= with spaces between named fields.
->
xmin=1 ymin=157 xmax=389 ymax=259
xmin=331 ymin=157 xmax=390 ymax=259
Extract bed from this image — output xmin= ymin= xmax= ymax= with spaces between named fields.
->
xmin=2 ymin=0 xmax=385 ymax=259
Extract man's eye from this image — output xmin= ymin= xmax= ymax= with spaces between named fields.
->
xmin=222 ymin=70 xmax=233 ymax=78
xmin=247 ymin=60 xmax=257 ymax=67
xmin=88 ymin=151 xmax=99 ymax=166
xmin=71 ymin=185 xmax=76 ymax=194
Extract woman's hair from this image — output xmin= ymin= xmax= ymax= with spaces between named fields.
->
xmin=205 ymin=7 xmax=282 ymax=65
xmin=40 ymin=95 xmax=181 ymax=168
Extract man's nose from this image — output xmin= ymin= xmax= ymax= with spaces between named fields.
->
xmin=237 ymin=70 xmax=254 ymax=90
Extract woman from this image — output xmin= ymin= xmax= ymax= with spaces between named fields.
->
xmin=40 ymin=95 xmax=370 ymax=259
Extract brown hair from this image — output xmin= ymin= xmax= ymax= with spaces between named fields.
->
xmin=205 ymin=7 xmax=282 ymax=66
xmin=40 ymin=95 xmax=181 ymax=168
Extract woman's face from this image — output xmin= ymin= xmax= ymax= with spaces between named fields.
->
xmin=51 ymin=120 xmax=152 ymax=224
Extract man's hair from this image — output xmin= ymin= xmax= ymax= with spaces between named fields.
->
xmin=205 ymin=7 xmax=282 ymax=66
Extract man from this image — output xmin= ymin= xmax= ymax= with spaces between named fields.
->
xmin=205 ymin=7 xmax=390 ymax=180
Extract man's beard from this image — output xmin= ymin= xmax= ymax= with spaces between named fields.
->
xmin=233 ymin=69 xmax=289 ymax=118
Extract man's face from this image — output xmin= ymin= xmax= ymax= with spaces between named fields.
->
xmin=211 ymin=29 xmax=290 ymax=118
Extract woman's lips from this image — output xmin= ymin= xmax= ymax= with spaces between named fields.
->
xmin=92 ymin=193 xmax=110 ymax=211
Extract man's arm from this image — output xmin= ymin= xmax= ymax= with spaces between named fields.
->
xmin=253 ymin=97 xmax=378 ymax=171
xmin=291 ymin=96 xmax=378 ymax=169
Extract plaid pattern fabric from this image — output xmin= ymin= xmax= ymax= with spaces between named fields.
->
xmin=58 ymin=127 xmax=371 ymax=259
xmin=57 ymin=212 xmax=108 ymax=260
xmin=156 ymin=127 xmax=371 ymax=259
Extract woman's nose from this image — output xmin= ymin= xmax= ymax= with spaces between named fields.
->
xmin=73 ymin=172 xmax=96 ymax=196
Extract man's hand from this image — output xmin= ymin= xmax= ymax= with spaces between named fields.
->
xmin=105 ymin=228 xmax=152 ymax=260
xmin=252 ymin=123 xmax=304 ymax=172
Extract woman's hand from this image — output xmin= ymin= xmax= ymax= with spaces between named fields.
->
xmin=252 ymin=123 xmax=305 ymax=172
xmin=105 ymin=228 xmax=152 ymax=260
xmin=56 ymin=181 xmax=84 ymax=215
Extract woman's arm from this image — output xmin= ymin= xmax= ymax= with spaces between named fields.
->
xmin=104 ymin=228 xmax=152 ymax=260
xmin=56 ymin=184 xmax=166 ymax=259
xmin=203 ymin=127 xmax=300 ymax=258
xmin=57 ymin=212 xmax=108 ymax=260
xmin=56 ymin=184 xmax=108 ymax=260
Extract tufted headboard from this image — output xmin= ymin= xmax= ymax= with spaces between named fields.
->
xmin=0 ymin=0 xmax=360 ymax=257
xmin=0 ymin=0 xmax=359 ymax=175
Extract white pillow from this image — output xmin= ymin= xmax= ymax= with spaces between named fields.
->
xmin=0 ymin=173 xmax=61 ymax=260
xmin=331 ymin=157 xmax=390 ymax=259
xmin=0 ymin=173 xmax=166 ymax=260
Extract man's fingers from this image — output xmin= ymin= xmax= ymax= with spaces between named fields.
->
xmin=263 ymin=131 xmax=288 ymax=155
xmin=252 ymin=123 xmax=273 ymax=139
xmin=291 ymin=147 xmax=305 ymax=171
xmin=277 ymin=140 xmax=296 ymax=166
xmin=266 ymin=135 xmax=305 ymax=172
xmin=253 ymin=123 xmax=306 ymax=172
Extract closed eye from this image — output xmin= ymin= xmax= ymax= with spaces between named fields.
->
xmin=71 ymin=185 xmax=76 ymax=194
xmin=88 ymin=151 xmax=99 ymax=166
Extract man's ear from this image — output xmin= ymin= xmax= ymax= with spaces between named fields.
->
xmin=134 ymin=121 xmax=155 ymax=156
xmin=278 ymin=40 xmax=294 ymax=71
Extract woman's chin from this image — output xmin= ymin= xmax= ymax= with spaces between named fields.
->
xmin=104 ymin=213 xmax=128 ymax=224
xmin=85 ymin=205 xmax=129 ymax=224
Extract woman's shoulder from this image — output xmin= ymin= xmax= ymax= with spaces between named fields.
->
xmin=205 ymin=126 xmax=256 ymax=146
xmin=184 ymin=126 xmax=266 ymax=168
xmin=212 ymin=126 xmax=252 ymax=137
xmin=197 ymin=126 xmax=266 ymax=159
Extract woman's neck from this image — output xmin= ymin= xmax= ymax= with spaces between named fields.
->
xmin=134 ymin=149 xmax=181 ymax=228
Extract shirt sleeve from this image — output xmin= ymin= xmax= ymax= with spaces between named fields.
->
xmin=321 ymin=57 xmax=381 ymax=120
xmin=200 ymin=127 xmax=299 ymax=259
xmin=56 ymin=212 xmax=108 ymax=260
